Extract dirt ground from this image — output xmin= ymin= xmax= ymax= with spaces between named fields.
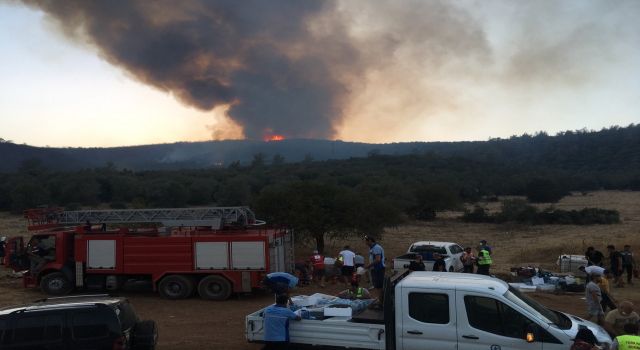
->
xmin=1 ymin=190 xmax=639 ymax=349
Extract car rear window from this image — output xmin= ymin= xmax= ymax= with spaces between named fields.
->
xmin=72 ymin=310 xmax=114 ymax=339
xmin=410 ymin=245 xmax=447 ymax=254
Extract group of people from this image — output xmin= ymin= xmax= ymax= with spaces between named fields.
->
xmin=585 ymin=245 xmax=637 ymax=288
xmin=406 ymin=239 xmax=493 ymax=276
xmin=579 ymin=245 xmax=640 ymax=349
xmin=261 ymin=235 xmax=386 ymax=349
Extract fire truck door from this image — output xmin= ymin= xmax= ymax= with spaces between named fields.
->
xmin=87 ymin=240 xmax=116 ymax=269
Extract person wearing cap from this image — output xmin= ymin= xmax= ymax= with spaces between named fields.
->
xmin=479 ymin=239 xmax=492 ymax=255
xmin=337 ymin=280 xmax=371 ymax=300
xmin=309 ymin=249 xmax=326 ymax=288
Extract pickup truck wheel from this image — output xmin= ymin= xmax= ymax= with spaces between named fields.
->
xmin=158 ymin=275 xmax=194 ymax=299
xmin=448 ymin=266 xmax=454 ymax=272
xmin=40 ymin=272 xmax=73 ymax=296
xmin=132 ymin=320 xmax=158 ymax=350
xmin=198 ymin=275 xmax=232 ymax=300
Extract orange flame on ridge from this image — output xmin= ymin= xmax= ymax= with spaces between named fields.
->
xmin=264 ymin=135 xmax=285 ymax=142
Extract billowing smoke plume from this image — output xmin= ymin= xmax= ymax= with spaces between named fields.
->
xmin=20 ymin=0 xmax=354 ymax=139
xmin=17 ymin=1 xmax=638 ymax=143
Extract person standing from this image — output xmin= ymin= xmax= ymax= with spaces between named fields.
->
xmin=263 ymin=293 xmax=301 ymax=350
xmin=338 ymin=245 xmax=356 ymax=287
xmin=585 ymin=275 xmax=605 ymax=325
xmin=460 ymin=247 xmax=476 ymax=273
xmin=365 ymin=235 xmax=385 ymax=306
xmin=408 ymin=254 xmax=425 ymax=271
xmin=621 ymin=245 xmax=636 ymax=286
xmin=476 ymin=247 xmax=492 ymax=276
xmin=598 ymin=270 xmax=618 ymax=312
xmin=608 ymin=245 xmax=625 ymax=287
xmin=611 ymin=323 xmax=640 ymax=350
xmin=432 ymin=253 xmax=446 ymax=272
xmin=585 ymin=246 xmax=605 ymax=267
xmin=309 ymin=250 xmax=326 ymax=288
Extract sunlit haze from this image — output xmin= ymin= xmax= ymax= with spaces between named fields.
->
xmin=0 ymin=1 xmax=638 ymax=147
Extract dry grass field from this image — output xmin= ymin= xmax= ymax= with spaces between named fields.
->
xmin=0 ymin=190 xmax=639 ymax=349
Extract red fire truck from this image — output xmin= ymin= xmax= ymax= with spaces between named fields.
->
xmin=7 ymin=207 xmax=294 ymax=300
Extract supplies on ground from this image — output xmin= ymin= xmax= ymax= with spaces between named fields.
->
xmin=509 ymin=265 xmax=585 ymax=293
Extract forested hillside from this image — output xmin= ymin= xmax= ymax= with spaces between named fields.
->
xmin=0 ymin=125 xmax=638 ymax=218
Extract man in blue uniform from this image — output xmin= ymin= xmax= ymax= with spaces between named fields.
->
xmin=263 ymin=293 xmax=301 ymax=349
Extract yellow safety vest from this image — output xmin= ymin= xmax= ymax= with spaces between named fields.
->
xmin=616 ymin=334 xmax=640 ymax=350
xmin=477 ymin=249 xmax=493 ymax=265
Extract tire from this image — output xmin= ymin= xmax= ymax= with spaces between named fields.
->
xmin=158 ymin=275 xmax=194 ymax=299
xmin=40 ymin=272 xmax=73 ymax=295
xmin=132 ymin=320 xmax=158 ymax=350
xmin=198 ymin=275 xmax=232 ymax=300
xmin=448 ymin=266 xmax=454 ymax=272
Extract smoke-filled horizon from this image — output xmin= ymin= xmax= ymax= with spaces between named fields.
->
xmin=2 ymin=0 xmax=639 ymax=146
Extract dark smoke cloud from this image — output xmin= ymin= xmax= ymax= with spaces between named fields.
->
xmin=20 ymin=0 xmax=349 ymax=139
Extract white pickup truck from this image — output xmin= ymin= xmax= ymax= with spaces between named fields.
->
xmin=246 ymin=271 xmax=612 ymax=349
xmin=393 ymin=241 xmax=465 ymax=272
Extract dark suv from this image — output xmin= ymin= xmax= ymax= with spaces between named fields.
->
xmin=0 ymin=295 xmax=157 ymax=350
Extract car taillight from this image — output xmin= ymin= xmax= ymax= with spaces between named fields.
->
xmin=112 ymin=335 xmax=126 ymax=350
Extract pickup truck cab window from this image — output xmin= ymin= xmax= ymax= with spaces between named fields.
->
xmin=408 ymin=293 xmax=449 ymax=324
xmin=464 ymin=295 xmax=534 ymax=339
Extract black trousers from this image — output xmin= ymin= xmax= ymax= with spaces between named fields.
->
xmin=477 ymin=265 xmax=490 ymax=275
xmin=463 ymin=265 xmax=474 ymax=273
xmin=623 ymin=264 xmax=633 ymax=283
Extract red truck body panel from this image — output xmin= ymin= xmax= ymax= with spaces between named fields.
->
xmin=26 ymin=226 xmax=293 ymax=296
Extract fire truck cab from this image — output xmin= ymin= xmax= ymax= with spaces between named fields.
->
xmin=9 ymin=207 xmax=294 ymax=300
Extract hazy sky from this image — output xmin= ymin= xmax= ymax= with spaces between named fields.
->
xmin=0 ymin=0 xmax=638 ymax=147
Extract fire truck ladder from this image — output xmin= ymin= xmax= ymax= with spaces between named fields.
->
xmin=24 ymin=207 xmax=263 ymax=231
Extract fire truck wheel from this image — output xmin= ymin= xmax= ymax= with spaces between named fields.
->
xmin=40 ymin=272 xmax=73 ymax=296
xmin=158 ymin=275 xmax=195 ymax=299
xmin=198 ymin=275 xmax=232 ymax=300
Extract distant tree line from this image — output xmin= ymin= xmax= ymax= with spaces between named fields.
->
xmin=462 ymin=199 xmax=620 ymax=225
xmin=0 ymin=125 xmax=637 ymax=251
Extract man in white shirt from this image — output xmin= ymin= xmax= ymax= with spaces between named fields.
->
xmin=338 ymin=245 xmax=356 ymax=287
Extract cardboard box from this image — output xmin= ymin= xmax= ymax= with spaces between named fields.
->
xmin=323 ymin=306 xmax=352 ymax=317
